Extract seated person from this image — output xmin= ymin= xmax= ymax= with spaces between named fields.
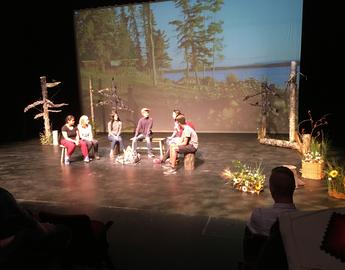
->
xmin=247 ymin=166 xmax=297 ymax=236
xmin=163 ymin=114 xmax=198 ymax=172
xmin=131 ymin=108 xmax=155 ymax=158
xmin=78 ymin=115 xmax=100 ymax=160
xmin=108 ymin=111 xmax=125 ymax=158
xmin=154 ymin=112 xmax=196 ymax=165
xmin=167 ymin=109 xmax=195 ymax=145
xmin=0 ymin=187 xmax=71 ymax=269
xmin=243 ymin=166 xmax=297 ymax=264
xmin=61 ymin=115 xmax=89 ymax=164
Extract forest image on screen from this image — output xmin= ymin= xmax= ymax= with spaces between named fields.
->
xmin=74 ymin=0 xmax=303 ymax=133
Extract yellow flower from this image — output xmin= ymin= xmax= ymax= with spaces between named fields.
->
xmin=255 ymin=182 xmax=262 ymax=191
xmin=329 ymin=170 xmax=338 ymax=178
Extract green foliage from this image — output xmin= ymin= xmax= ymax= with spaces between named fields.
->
xmin=170 ymin=0 xmax=224 ymax=76
xmin=39 ymin=132 xmax=52 ymax=145
xmin=325 ymin=160 xmax=345 ymax=194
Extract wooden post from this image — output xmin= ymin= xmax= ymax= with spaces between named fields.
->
xmin=40 ymin=76 xmax=51 ymax=141
xmin=89 ymin=77 xmax=95 ymax=126
xmin=289 ymin=61 xmax=297 ymax=142
xmin=261 ymin=86 xmax=268 ymax=138
xmin=99 ymin=78 xmax=106 ymax=133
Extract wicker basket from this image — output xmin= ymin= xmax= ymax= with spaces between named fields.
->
xmin=301 ymin=160 xmax=324 ymax=180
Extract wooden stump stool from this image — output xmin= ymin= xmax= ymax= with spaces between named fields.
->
xmin=184 ymin=153 xmax=195 ymax=170
xmin=60 ymin=145 xmax=67 ymax=164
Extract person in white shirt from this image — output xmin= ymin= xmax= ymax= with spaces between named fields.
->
xmin=247 ymin=166 xmax=297 ymax=236
xmin=167 ymin=114 xmax=198 ymax=172
xmin=77 ymin=115 xmax=100 ymax=160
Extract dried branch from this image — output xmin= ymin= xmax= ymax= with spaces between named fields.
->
xmin=96 ymin=80 xmax=133 ymax=112
xmin=24 ymin=100 xmax=44 ymax=112
xmin=47 ymin=109 xmax=62 ymax=113
xmin=46 ymin=81 xmax=61 ymax=88
xmin=34 ymin=113 xmax=44 ymax=119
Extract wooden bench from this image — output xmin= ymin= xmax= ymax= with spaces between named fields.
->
xmin=184 ymin=152 xmax=195 ymax=170
xmin=130 ymin=137 xmax=166 ymax=157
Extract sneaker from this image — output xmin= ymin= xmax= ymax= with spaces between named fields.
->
xmin=64 ymin=158 xmax=70 ymax=165
xmin=153 ymin=158 xmax=162 ymax=164
xmin=163 ymin=168 xmax=177 ymax=175
xmin=84 ymin=156 xmax=90 ymax=163
xmin=162 ymin=163 xmax=173 ymax=169
xmin=148 ymin=153 xmax=155 ymax=158
xmin=95 ymin=154 xmax=100 ymax=160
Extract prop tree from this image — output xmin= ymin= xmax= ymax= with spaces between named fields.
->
xmin=90 ymin=77 xmax=133 ymax=116
xmin=243 ymin=61 xmax=300 ymax=151
xmin=88 ymin=77 xmax=133 ymax=132
xmin=24 ymin=76 xmax=68 ymax=144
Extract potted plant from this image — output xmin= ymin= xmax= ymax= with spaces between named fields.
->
xmin=325 ymin=161 xmax=345 ymax=199
xmin=297 ymin=111 xmax=328 ymax=180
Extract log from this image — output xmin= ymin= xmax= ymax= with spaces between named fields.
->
xmin=259 ymin=138 xmax=299 ymax=150
xmin=184 ymin=153 xmax=195 ymax=170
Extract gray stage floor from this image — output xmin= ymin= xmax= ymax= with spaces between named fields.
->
xmin=1 ymin=133 xmax=344 ymax=269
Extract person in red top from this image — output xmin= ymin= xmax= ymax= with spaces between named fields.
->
xmin=167 ymin=109 xmax=195 ymax=142
xmin=61 ymin=115 xmax=89 ymax=164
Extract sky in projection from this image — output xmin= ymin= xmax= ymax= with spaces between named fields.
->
xmin=151 ymin=0 xmax=303 ymax=69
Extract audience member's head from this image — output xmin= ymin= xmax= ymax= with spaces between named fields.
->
xmin=269 ymin=166 xmax=295 ymax=203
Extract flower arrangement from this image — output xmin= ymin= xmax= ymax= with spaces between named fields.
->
xmin=302 ymin=137 xmax=326 ymax=163
xmin=325 ymin=160 xmax=345 ymax=199
xmin=221 ymin=160 xmax=265 ymax=194
xmin=298 ymin=110 xmax=329 ymax=162
xmin=297 ymin=111 xmax=329 ymax=180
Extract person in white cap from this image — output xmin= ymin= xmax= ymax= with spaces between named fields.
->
xmin=131 ymin=108 xmax=155 ymax=158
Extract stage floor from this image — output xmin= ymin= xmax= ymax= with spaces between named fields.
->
xmin=1 ymin=133 xmax=344 ymax=269
xmin=1 ymin=133 xmax=344 ymax=220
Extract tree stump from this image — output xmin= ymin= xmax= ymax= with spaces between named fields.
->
xmin=184 ymin=153 xmax=195 ymax=170
xmin=302 ymin=134 xmax=311 ymax=155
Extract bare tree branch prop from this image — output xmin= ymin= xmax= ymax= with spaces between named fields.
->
xmin=46 ymin=81 xmax=61 ymax=88
xmin=34 ymin=113 xmax=44 ymax=119
xmin=96 ymin=78 xmax=133 ymax=112
xmin=24 ymin=76 xmax=68 ymax=145
xmin=24 ymin=100 xmax=45 ymax=112
xmin=47 ymin=109 xmax=63 ymax=113
xmin=297 ymin=110 xmax=330 ymax=138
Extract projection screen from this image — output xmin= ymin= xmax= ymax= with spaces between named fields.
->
xmin=74 ymin=0 xmax=303 ymax=133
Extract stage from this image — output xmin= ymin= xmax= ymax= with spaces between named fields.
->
xmin=1 ymin=133 xmax=344 ymax=269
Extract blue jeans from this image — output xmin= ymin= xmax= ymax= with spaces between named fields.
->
xmin=108 ymin=135 xmax=124 ymax=151
xmin=131 ymin=134 xmax=152 ymax=154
